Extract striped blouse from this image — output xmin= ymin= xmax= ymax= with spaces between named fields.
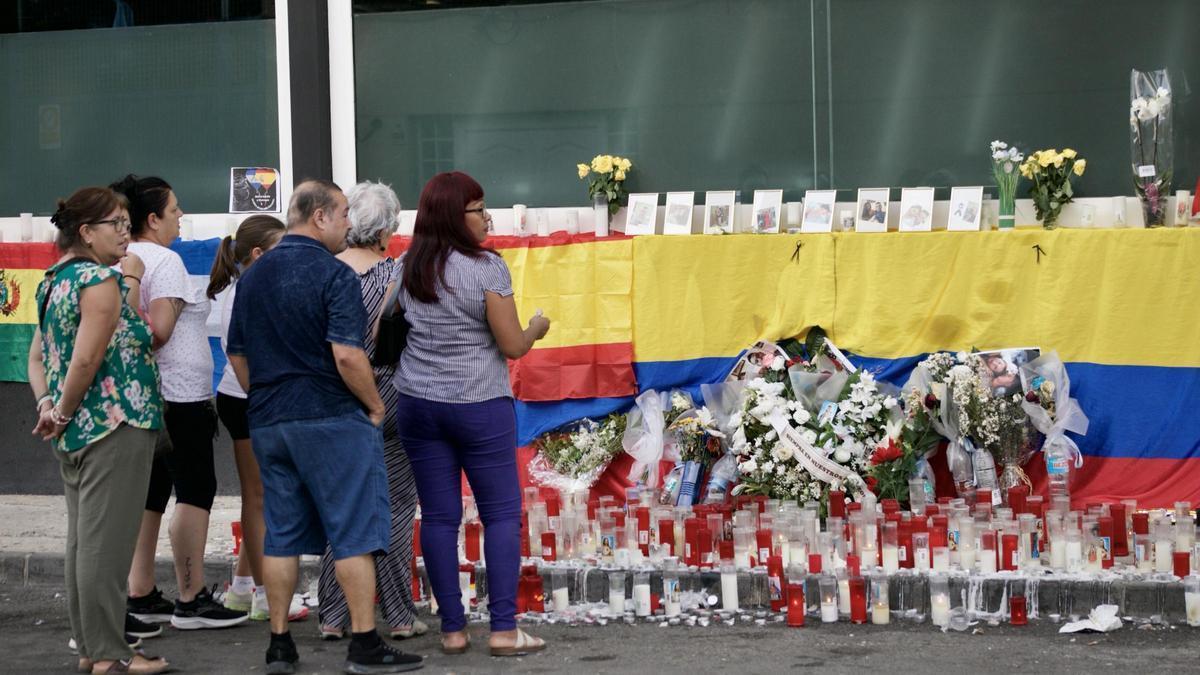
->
xmin=391 ymin=249 xmax=514 ymax=403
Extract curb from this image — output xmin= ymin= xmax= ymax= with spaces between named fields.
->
xmin=0 ymin=551 xmax=324 ymax=590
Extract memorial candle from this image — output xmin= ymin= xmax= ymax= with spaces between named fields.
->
xmin=1109 ymin=503 xmax=1129 ymax=557
xmin=697 ymin=526 xmax=714 ymax=568
xmin=767 ymin=554 xmax=786 ymax=612
xmin=633 ymin=571 xmax=652 ymax=617
xmin=929 ymin=574 xmax=950 ymax=628
xmin=1064 ymin=527 xmax=1083 ymax=573
xmin=551 ymin=568 xmax=569 ymax=612
xmin=980 ymin=531 xmax=998 ymax=574
xmin=609 ymin=571 xmax=626 ymax=616
xmin=849 ymin=576 xmax=867 ymax=624
xmin=1185 ymin=576 xmax=1200 ymax=627
xmin=720 ymin=564 xmax=739 ymax=611
xmin=913 ymin=532 xmax=930 ymax=572
xmin=659 ymin=519 xmax=676 ymax=557
xmin=1009 ymin=595 xmax=1028 ymax=626
xmin=1155 ymin=519 xmax=1175 ymax=574
xmin=870 ymin=573 xmax=889 ymax=625
xmin=828 ymin=490 xmax=846 ymax=519
xmin=819 ymin=574 xmax=839 ymax=623
xmin=757 ymin=528 xmax=773 ymax=567
xmin=1000 ymin=533 xmax=1019 ymax=571
xmin=636 ymin=506 xmax=651 ymax=555
xmin=663 ymin=558 xmax=682 ymax=617
xmin=1133 ymin=513 xmax=1152 ymax=572
xmin=540 ymin=531 xmax=557 ymax=562
xmin=1174 ymin=551 xmax=1192 ymax=579
xmin=1098 ymin=515 xmax=1115 ymax=569
xmin=683 ymin=517 xmax=700 ymax=567
xmin=881 ymin=521 xmax=900 ymax=574
xmin=786 ymin=570 xmax=806 ymax=627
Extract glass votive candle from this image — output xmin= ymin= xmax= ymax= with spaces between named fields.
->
xmin=929 ymin=573 xmax=950 ymax=628
xmin=720 ymin=564 xmax=739 ymax=612
xmin=980 ymin=531 xmax=998 ymax=574
xmin=1185 ymin=575 xmax=1200 ymax=627
xmin=913 ymin=532 xmax=931 ymax=572
xmin=870 ymin=574 xmax=890 ymax=625
xmin=819 ymin=574 xmax=839 ymax=623
xmin=551 ymin=568 xmax=569 ymax=612
xmin=633 ymin=570 xmax=651 ymax=617
xmin=608 ymin=570 xmax=626 ymax=616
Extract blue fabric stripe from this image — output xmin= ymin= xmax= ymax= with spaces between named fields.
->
xmin=209 ymin=335 xmax=226 ymax=393
xmin=515 ymin=396 xmax=635 ymax=447
xmin=170 ymin=238 xmax=223 ymax=277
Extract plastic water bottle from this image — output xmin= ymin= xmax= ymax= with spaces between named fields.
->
xmin=1044 ymin=443 xmax=1072 ymax=498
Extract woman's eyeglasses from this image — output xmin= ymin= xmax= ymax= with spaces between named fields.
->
xmin=91 ymin=217 xmax=132 ymax=234
xmin=465 ymin=207 xmax=492 ymax=222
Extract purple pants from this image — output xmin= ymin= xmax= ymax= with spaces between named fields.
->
xmin=395 ymin=393 xmax=521 ymax=632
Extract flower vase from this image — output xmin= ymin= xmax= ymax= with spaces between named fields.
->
xmin=593 ymin=195 xmax=610 ymax=237
xmin=997 ymin=463 xmax=1031 ymax=503
xmin=998 ymin=193 xmax=1016 ymax=230
xmin=1139 ymin=180 xmax=1167 ymax=227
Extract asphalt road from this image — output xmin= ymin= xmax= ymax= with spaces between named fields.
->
xmin=1 ymin=584 xmax=1197 ymax=674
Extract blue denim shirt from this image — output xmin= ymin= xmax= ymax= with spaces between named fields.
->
xmin=227 ymin=234 xmax=367 ymax=428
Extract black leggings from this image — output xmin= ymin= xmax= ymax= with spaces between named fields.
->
xmin=144 ymin=399 xmax=219 ymax=513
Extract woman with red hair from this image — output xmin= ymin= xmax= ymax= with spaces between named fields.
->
xmin=386 ymin=172 xmax=549 ymax=656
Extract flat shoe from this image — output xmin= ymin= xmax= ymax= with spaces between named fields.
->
xmin=489 ymin=629 xmax=545 ymax=657
xmin=390 ymin=619 xmax=429 ymax=639
xmin=440 ymin=634 xmax=470 ymax=655
xmin=319 ymin=625 xmax=344 ymax=640
xmin=91 ymin=654 xmax=169 ymax=674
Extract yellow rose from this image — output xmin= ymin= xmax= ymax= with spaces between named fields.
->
xmin=1020 ymin=162 xmax=1033 ymax=179
xmin=1062 ymin=148 xmax=1077 ymax=159
xmin=1052 ymin=152 xmax=1064 ymax=168
xmin=592 ymin=155 xmax=613 ymax=174
xmin=1073 ymin=159 xmax=1086 ymax=176
xmin=618 ymin=158 xmax=632 ymax=171
xmin=577 ymin=163 xmax=589 ymax=179
xmin=614 ymin=169 xmax=626 ymax=181
xmin=1037 ymin=151 xmax=1054 ymax=168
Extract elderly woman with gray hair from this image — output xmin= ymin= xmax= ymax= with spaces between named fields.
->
xmin=317 ymin=181 xmax=427 ymax=639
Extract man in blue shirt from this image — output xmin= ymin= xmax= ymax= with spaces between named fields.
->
xmin=228 ymin=180 xmax=422 ymax=674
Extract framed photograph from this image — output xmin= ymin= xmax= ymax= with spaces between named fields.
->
xmin=750 ymin=189 xmax=783 ymax=234
xmin=948 ymin=186 xmax=984 ymax=231
xmin=975 ymin=348 xmax=1041 ymax=397
xmin=703 ymin=190 xmax=736 ymax=235
xmin=855 ymin=188 xmax=890 ymax=233
xmin=663 ymin=191 xmax=696 ymax=235
xmin=624 ymin=193 xmax=659 ymax=236
xmin=898 ymin=187 xmax=935 ymax=232
xmin=801 ymin=190 xmax=837 ymax=233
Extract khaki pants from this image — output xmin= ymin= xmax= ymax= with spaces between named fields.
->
xmin=58 ymin=424 xmax=156 ymax=661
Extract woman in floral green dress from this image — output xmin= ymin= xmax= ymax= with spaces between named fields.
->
xmin=26 ymin=186 xmax=168 ymax=675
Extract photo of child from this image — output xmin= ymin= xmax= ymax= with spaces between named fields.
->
xmin=710 ymin=204 xmax=731 ymax=232
xmin=900 ymin=204 xmax=931 ymax=229
xmin=667 ymin=203 xmax=691 ymax=226
xmin=804 ymin=203 xmax=831 ymax=224
xmin=948 ymin=186 xmax=984 ymax=230
xmin=976 ymin=348 xmax=1040 ymax=397
xmin=755 ymin=206 xmax=777 ymax=233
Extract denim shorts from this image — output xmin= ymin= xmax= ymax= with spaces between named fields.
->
xmin=250 ymin=410 xmax=390 ymax=559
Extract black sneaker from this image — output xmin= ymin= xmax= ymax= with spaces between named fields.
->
xmin=266 ymin=634 xmax=300 ymax=675
xmin=125 ymin=612 xmax=163 ymax=639
xmin=127 ymin=587 xmax=176 ymax=623
xmin=171 ymin=586 xmax=250 ymax=630
xmin=344 ymin=640 xmax=424 ymax=674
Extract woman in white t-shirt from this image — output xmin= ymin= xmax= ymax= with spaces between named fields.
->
xmin=205 ymin=215 xmax=305 ymax=622
xmin=112 ymin=175 xmax=247 ymax=629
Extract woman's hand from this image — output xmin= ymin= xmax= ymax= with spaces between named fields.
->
xmin=120 ymin=252 xmax=145 ymax=279
xmin=32 ymin=406 xmax=66 ymax=441
xmin=528 ymin=311 xmax=550 ymax=342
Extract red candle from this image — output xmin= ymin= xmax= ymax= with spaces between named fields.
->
xmin=697 ymin=526 xmax=714 ymax=568
xmin=767 ymin=555 xmax=786 ymax=612
xmin=977 ymin=489 xmax=993 ymax=509
xmin=808 ymin=552 xmax=823 ymax=574
xmin=1098 ymin=516 xmax=1114 ymax=569
xmin=410 ymin=557 xmax=422 ymax=602
xmin=614 ymin=511 xmax=626 ymax=529
xmin=659 ymin=519 xmax=676 ymax=557
xmin=1007 ymin=486 xmax=1028 ymax=514
xmin=849 ymin=577 xmax=867 ymax=624
xmin=1010 ymin=595 xmax=1027 ymax=626
xmin=828 ymin=490 xmax=846 ymax=519
xmin=1001 ymin=533 xmax=1019 ymax=571
xmin=1109 ymin=503 xmax=1129 ymax=557
xmin=683 ymin=517 xmax=700 ymax=567
xmin=540 ymin=531 xmax=557 ymax=562
xmin=720 ymin=540 xmax=735 ymax=563
xmin=636 ymin=507 xmax=651 ymax=555
xmin=587 ymin=498 xmax=599 ymax=521
xmin=881 ymin=499 xmax=900 ymax=515
xmin=898 ymin=520 xmax=913 ymax=569
xmin=465 ymin=521 xmax=482 ymax=562
xmin=650 ymin=593 xmax=661 ymax=614
xmin=413 ymin=519 xmax=423 ymax=558
xmin=231 ymin=520 xmax=242 ymax=556
xmin=1174 ymin=551 xmax=1191 ymax=579
xmin=756 ymin=528 xmax=773 ymax=566
xmin=545 ymin=493 xmax=561 ymax=519
xmin=786 ymin=580 xmax=806 ymax=627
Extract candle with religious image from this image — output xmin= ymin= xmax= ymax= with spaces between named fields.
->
xmin=663 ymin=557 xmax=682 ymax=617
xmin=1133 ymin=512 xmax=1152 ymax=572
xmin=767 ymin=554 xmax=787 ymax=612
xmin=912 ymin=532 xmax=931 ymax=572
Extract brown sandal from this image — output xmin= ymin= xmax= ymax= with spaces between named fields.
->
xmin=440 ymin=632 xmax=470 ymax=655
xmin=91 ymin=654 xmax=169 ymax=674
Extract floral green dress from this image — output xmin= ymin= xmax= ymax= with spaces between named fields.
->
xmin=37 ymin=260 xmax=162 ymax=452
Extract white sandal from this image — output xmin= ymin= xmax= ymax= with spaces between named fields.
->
xmin=489 ymin=629 xmax=546 ymax=657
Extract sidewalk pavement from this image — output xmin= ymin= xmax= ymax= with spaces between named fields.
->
xmin=0 ymin=495 xmax=323 ymax=588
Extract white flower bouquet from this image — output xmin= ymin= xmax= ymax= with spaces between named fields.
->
xmin=530 ymin=412 xmax=628 ymax=494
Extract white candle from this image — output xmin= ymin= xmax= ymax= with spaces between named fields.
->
xmin=633 ymin=582 xmax=651 ymax=617
xmin=837 ymin=579 xmax=850 ymax=615
xmin=958 ymin=545 xmax=975 ymax=571
xmin=225 ymin=217 xmax=238 ymax=237
xmin=980 ymin=551 xmax=997 ymax=574
xmin=930 ymin=593 xmax=950 ymax=627
xmin=664 ymin=578 xmax=681 ymax=617
xmin=1156 ymin=541 xmax=1174 ymax=573
xmin=881 ymin=546 xmax=899 ymax=574
xmin=513 ymin=204 xmax=528 ymax=237
xmin=721 ymin=571 xmax=739 ymax=611
xmin=615 ymin=548 xmax=631 ymax=568
xmin=915 ymin=547 xmax=931 ymax=573
xmin=861 ymin=545 xmax=878 ymax=569
xmin=19 ymin=213 xmax=33 ymax=242
xmin=1050 ymin=542 xmax=1066 ymax=571
xmin=820 ymin=599 xmax=839 ymax=623
xmin=932 ymin=547 xmax=950 ymax=572
xmin=459 ymin=571 xmax=472 ymax=614
xmin=179 ymin=216 xmax=194 ymax=240
xmin=552 ymin=586 xmax=569 ymax=612
xmin=789 ymin=543 xmax=806 ymax=569
xmin=1065 ymin=541 xmax=1083 ymax=572
xmin=609 ymin=589 xmax=625 ymax=615
xmin=1186 ymin=592 xmax=1200 ymax=627
xmin=565 ymin=209 xmax=580 ymax=235
xmin=535 ymin=209 xmax=550 ymax=237
xmin=871 ymin=602 xmax=890 ymax=625
xmin=1136 ymin=542 xmax=1153 ymax=572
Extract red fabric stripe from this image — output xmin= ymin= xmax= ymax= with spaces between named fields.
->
xmin=384 ymin=232 xmax=628 ymax=258
xmin=509 ymin=342 xmax=637 ymax=401
xmin=0 ymin=243 xmax=58 ymax=270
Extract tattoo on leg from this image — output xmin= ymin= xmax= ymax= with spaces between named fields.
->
xmin=184 ymin=557 xmax=192 ymax=594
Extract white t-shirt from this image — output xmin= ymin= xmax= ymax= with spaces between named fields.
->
xmin=127 ymin=241 xmax=214 ymax=403
xmin=216 ymin=282 xmax=245 ymax=398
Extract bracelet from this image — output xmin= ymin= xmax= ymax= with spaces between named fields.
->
xmin=123 ymin=274 xmax=142 ymax=283
xmin=49 ymin=406 xmax=72 ymax=426
xmin=35 ymin=394 xmax=53 ymax=410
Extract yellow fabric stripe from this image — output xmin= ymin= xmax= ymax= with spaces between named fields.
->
xmin=632 ymin=234 xmax=837 ymax=361
xmin=831 ymin=228 xmax=1200 ymax=367
xmin=0 ymin=269 xmax=45 ymax=325
xmin=500 ymin=239 xmax=633 ymax=349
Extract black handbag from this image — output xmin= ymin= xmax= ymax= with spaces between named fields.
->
xmin=372 ymin=280 xmax=410 ymax=367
